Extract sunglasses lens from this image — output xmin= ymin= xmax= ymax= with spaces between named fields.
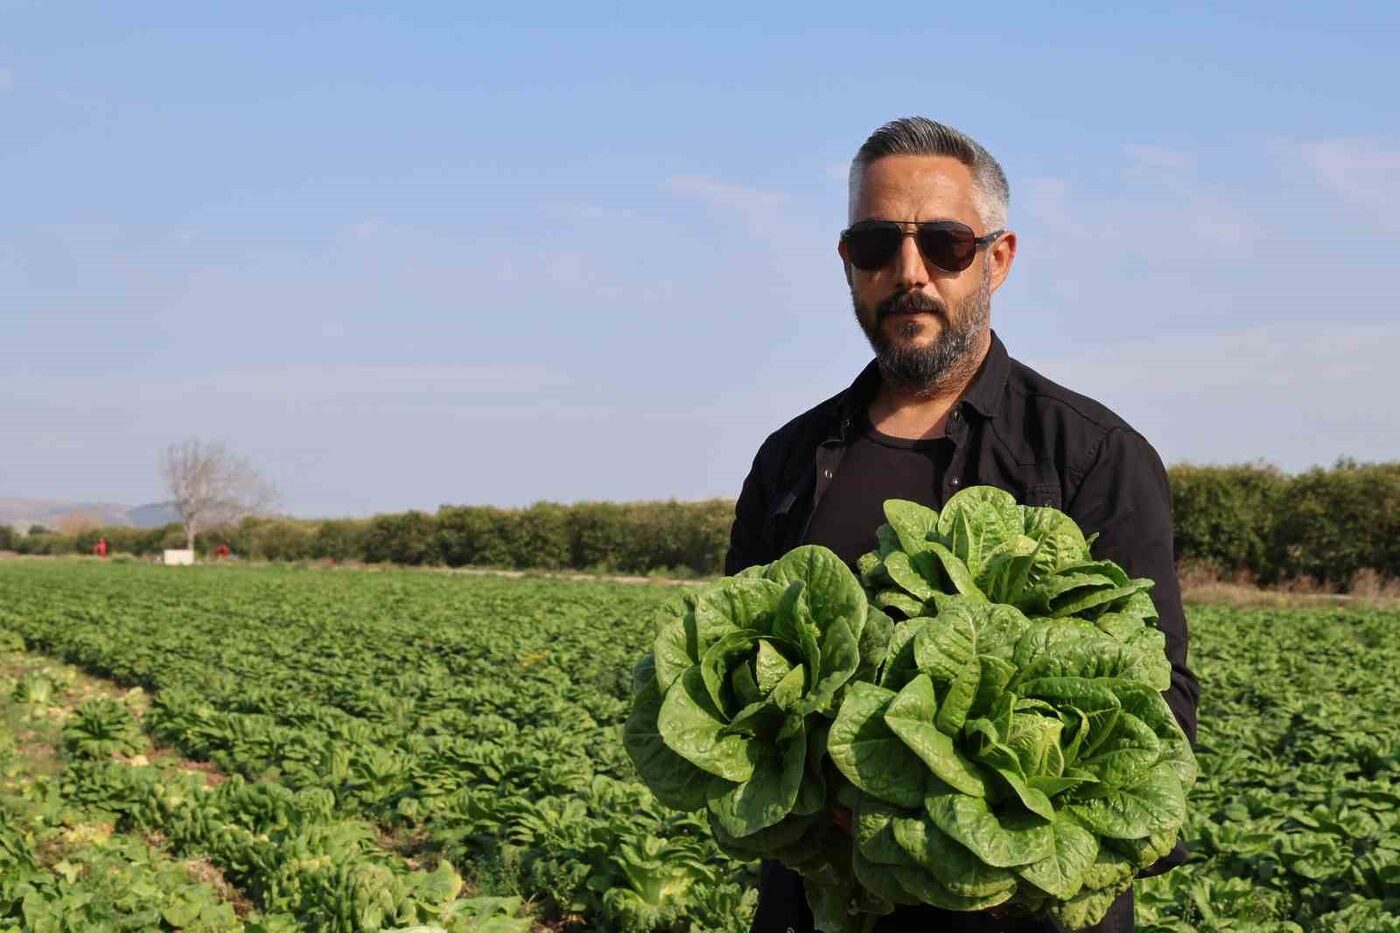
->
xmin=846 ymin=222 xmax=982 ymax=272
xmin=916 ymin=225 xmax=977 ymax=271
xmin=845 ymin=226 xmax=902 ymax=270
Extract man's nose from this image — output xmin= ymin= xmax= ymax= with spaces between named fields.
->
xmin=891 ymin=231 xmax=929 ymax=290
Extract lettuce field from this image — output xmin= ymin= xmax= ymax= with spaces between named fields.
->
xmin=0 ymin=560 xmax=1396 ymax=931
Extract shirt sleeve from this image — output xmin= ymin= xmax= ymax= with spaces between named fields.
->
xmin=1066 ymin=426 xmax=1201 ymax=745
xmin=724 ymin=443 xmax=775 ymax=576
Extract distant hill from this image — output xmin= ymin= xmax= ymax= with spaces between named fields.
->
xmin=0 ymin=498 xmax=180 ymax=534
xmin=125 ymin=502 xmax=182 ymax=528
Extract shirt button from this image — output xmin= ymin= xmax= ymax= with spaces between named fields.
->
xmin=952 ymin=408 xmax=962 ymax=421
xmin=950 ymin=477 xmax=961 ymax=487
xmin=823 ymin=469 xmax=833 ymax=480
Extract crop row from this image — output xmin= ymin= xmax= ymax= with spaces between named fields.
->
xmin=1 ymin=651 xmax=248 ymax=931
xmin=1 ymin=642 xmax=533 ymax=932
xmin=0 ymin=562 xmax=755 ymax=931
xmin=0 ymin=561 xmax=1397 ymax=930
xmin=1135 ymin=603 xmax=1400 ymax=929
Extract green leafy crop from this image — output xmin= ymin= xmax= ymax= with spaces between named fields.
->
xmin=625 ymin=546 xmax=889 ymax=839
xmin=628 ymin=486 xmax=1197 ymax=931
xmin=62 ymin=697 xmax=145 ymax=760
xmin=858 ymin=487 xmax=1156 ymax=622
xmin=1 ymin=551 xmax=1394 ymax=929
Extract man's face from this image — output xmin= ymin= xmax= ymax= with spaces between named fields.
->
xmin=840 ymin=154 xmax=1016 ymax=393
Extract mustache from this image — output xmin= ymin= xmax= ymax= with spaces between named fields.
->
xmin=877 ymin=290 xmax=947 ymax=321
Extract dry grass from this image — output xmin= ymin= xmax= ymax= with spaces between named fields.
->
xmin=181 ymin=856 xmax=257 ymax=919
xmin=1177 ymin=560 xmax=1400 ymax=610
xmin=1348 ymin=567 xmax=1400 ymax=600
xmin=372 ymin=824 xmax=432 ymax=866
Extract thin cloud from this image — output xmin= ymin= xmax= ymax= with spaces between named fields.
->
xmin=0 ymin=363 xmax=574 ymax=408
xmin=660 ymin=172 xmax=837 ymax=307
xmin=1122 ymin=143 xmax=1195 ymax=173
xmin=135 ymin=362 xmax=574 ymax=404
xmin=1026 ymin=153 xmax=1256 ymax=249
xmin=1025 ymin=323 xmax=1400 ymax=471
xmin=347 ymin=219 xmax=381 ymax=240
xmin=666 ymin=174 xmax=792 ymax=213
xmin=665 ymin=174 xmax=802 ymax=246
xmin=1116 ymin=142 xmax=1253 ymax=246
xmin=1295 ymin=137 xmax=1400 ymax=222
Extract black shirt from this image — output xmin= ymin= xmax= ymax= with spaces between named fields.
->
xmin=724 ymin=330 xmax=1197 ymax=744
xmin=724 ymin=330 xmax=1197 ymax=933
xmin=804 ymin=409 xmax=953 ymax=571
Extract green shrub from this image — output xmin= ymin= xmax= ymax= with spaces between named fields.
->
xmin=505 ymin=503 xmax=571 ymax=570
xmin=311 ymin=518 xmax=369 ymax=561
xmin=1267 ymin=459 xmax=1400 ymax=587
xmin=565 ymin=501 xmax=629 ymax=571
xmin=1168 ymin=459 xmax=1399 ymax=588
xmin=673 ymin=498 xmax=734 ymax=576
xmin=364 ymin=511 xmax=438 ymax=565
xmin=233 ymin=516 xmax=317 ymax=561
xmin=156 ymin=525 xmax=190 ymax=552
xmin=434 ymin=506 xmax=513 ymax=568
xmin=1168 ymin=463 xmax=1285 ymax=580
xmin=60 ymin=525 xmax=171 ymax=557
xmin=15 ymin=530 xmax=76 ymax=555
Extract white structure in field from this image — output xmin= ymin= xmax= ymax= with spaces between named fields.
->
xmin=162 ymin=549 xmax=195 ymax=566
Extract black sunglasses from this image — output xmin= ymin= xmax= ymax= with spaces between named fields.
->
xmin=840 ymin=220 xmax=1004 ymax=273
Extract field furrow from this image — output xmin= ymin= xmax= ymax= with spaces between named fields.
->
xmin=1 ymin=648 xmax=253 ymax=930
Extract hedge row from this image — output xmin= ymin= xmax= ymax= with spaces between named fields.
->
xmin=1169 ymin=459 xmax=1399 ymax=587
xmin=6 ymin=460 xmax=1396 ymax=589
xmin=6 ymin=500 xmax=737 ymax=578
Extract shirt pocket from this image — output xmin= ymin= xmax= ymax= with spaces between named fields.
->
xmin=761 ymin=489 xmax=800 ymax=547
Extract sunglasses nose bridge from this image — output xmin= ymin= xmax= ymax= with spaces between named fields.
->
xmin=890 ymin=227 xmax=932 ymax=285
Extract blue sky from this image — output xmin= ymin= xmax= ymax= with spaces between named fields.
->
xmin=4 ymin=2 xmax=1397 ymax=516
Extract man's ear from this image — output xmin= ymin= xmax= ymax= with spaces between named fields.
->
xmin=986 ymin=230 xmax=1017 ymax=294
xmin=837 ymin=238 xmax=853 ymax=287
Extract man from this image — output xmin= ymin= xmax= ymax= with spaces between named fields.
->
xmin=724 ymin=117 xmax=1199 ymax=933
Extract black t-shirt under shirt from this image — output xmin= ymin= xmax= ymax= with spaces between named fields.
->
xmin=803 ymin=408 xmax=954 ymax=570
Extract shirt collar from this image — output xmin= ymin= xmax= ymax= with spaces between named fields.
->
xmin=829 ymin=329 xmax=1011 ymax=440
xmin=960 ymin=329 xmax=1011 ymax=418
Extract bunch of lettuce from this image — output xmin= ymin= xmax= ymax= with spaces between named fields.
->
xmin=623 ymin=546 xmax=893 ymax=929
xmin=625 ymin=487 xmax=1196 ymax=931
xmin=857 ymin=487 xmax=1158 ymax=625
xmin=829 ymin=595 xmax=1194 ymax=928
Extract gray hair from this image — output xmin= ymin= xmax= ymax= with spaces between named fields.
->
xmin=848 ymin=117 xmax=1009 ymax=229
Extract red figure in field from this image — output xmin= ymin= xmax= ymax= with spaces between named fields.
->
xmin=93 ymin=537 xmax=108 ymax=558
xmin=214 ymin=543 xmax=231 ymax=560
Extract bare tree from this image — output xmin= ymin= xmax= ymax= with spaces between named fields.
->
xmin=161 ymin=439 xmax=278 ymax=553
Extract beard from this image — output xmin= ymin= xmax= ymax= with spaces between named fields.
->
xmin=852 ymin=262 xmax=991 ymax=398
